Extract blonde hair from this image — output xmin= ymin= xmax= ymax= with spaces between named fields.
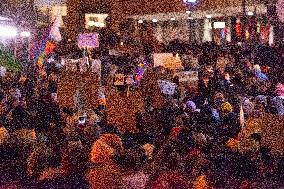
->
xmin=0 ymin=127 xmax=9 ymax=145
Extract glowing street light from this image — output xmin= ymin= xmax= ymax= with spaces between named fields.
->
xmin=0 ymin=26 xmax=17 ymax=38
xmin=183 ymin=0 xmax=197 ymax=3
xmin=20 ymin=31 xmax=31 ymax=38
xmin=152 ymin=19 xmax=158 ymax=23
xmin=247 ymin=11 xmax=254 ymax=16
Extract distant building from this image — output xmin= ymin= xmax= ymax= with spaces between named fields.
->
xmin=42 ymin=0 xmax=280 ymax=46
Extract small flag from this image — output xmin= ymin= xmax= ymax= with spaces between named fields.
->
xmin=240 ymin=104 xmax=245 ymax=128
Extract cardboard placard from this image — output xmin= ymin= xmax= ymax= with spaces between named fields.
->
xmin=73 ymin=57 xmax=89 ymax=72
xmin=106 ymin=89 xmax=144 ymax=133
xmin=140 ymin=69 xmax=167 ymax=109
xmin=153 ymin=53 xmax=183 ymax=70
xmin=65 ymin=59 xmax=77 ymax=72
xmin=57 ymin=71 xmax=99 ymax=110
xmin=114 ymin=74 xmax=125 ymax=86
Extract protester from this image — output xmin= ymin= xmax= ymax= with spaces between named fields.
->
xmin=0 ymin=40 xmax=283 ymax=189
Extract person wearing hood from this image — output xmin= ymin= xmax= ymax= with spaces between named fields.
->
xmin=183 ymin=101 xmax=200 ymax=129
xmin=254 ymin=64 xmax=268 ymax=82
xmin=87 ymin=133 xmax=124 ymax=189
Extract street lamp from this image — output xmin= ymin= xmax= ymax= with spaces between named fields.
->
xmin=0 ymin=26 xmax=17 ymax=38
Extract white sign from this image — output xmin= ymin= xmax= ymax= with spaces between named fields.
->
xmin=174 ymin=71 xmax=199 ymax=83
xmin=65 ymin=59 xmax=77 ymax=72
xmin=158 ymin=80 xmax=177 ymax=96
xmin=73 ymin=57 xmax=88 ymax=72
xmin=64 ymin=57 xmax=89 ymax=72
xmin=213 ymin=22 xmax=226 ymax=29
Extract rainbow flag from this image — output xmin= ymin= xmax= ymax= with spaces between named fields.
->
xmin=33 ymin=18 xmax=60 ymax=70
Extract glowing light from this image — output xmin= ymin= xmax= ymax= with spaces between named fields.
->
xmin=247 ymin=11 xmax=254 ymax=16
xmin=213 ymin=22 xmax=226 ymax=29
xmin=0 ymin=26 xmax=17 ymax=38
xmin=120 ymin=42 xmax=123 ymax=46
xmin=186 ymin=10 xmax=191 ymax=14
xmin=206 ymin=15 xmax=212 ymax=19
xmin=183 ymin=0 xmax=197 ymax=3
xmin=88 ymin=21 xmax=105 ymax=27
xmin=152 ymin=19 xmax=158 ymax=23
xmin=188 ymin=17 xmax=194 ymax=20
xmin=138 ymin=20 xmax=143 ymax=24
xmin=20 ymin=31 xmax=31 ymax=37
xmin=170 ymin=18 xmax=175 ymax=21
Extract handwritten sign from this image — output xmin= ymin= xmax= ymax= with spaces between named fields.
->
xmin=64 ymin=58 xmax=89 ymax=72
xmin=174 ymin=71 xmax=199 ymax=83
xmin=73 ymin=57 xmax=89 ymax=72
xmin=65 ymin=59 xmax=77 ymax=72
xmin=78 ymin=33 xmax=99 ymax=48
xmin=153 ymin=53 xmax=183 ymax=71
xmin=158 ymin=80 xmax=177 ymax=96
xmin=114 ymin=74 xmax=125 ymax=86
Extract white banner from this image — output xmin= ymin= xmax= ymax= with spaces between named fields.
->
xmin=158 ymin=80 xmax=177 ymax=96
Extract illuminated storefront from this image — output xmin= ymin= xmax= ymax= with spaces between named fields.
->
xmin=129 ymin=3 xmax=269 ymax=45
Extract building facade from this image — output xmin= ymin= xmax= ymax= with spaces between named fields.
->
xmin=36 ymin=0 xmax=281 ymax=46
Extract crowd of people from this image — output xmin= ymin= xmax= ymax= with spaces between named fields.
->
xmin=0 ymin=41 xmax=284 ymax=189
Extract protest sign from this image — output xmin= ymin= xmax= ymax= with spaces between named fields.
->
xmin=65 ymin=59 xmax=77 ymax=72
xmin=73 ymin=57 xmax=89 ymax=72
xmin=64 ymin=58 xmax=89 ymax=72
xmin=140 ymin=69 xmax=167 ymax=109
xmin=153 ymin=53 xmax=183 ymax=71
xmin=58 ymin=71 xmax=80 ymax=108
xmin=106 ymin=89 xmax=144 ymax=133
xmin=114 ymin=74 xmax=125 ymax=86
xmin=174 ymin=71 xmax=199 ymax=83
xmin=157 ymin=80 xmax=177 ymax=96
xmin=78 ymin=33 xmax=99 ymax=48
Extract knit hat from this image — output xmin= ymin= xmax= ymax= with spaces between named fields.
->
xmin=253 ymin=64 xmax=261 ymax=72
xmin=90 ymin=134 xmax=123 ymax=164
xmin=220 ymin=102 xmax=233 ymax=113
xmin=186 ymin=101 xmax=198 ymax=112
